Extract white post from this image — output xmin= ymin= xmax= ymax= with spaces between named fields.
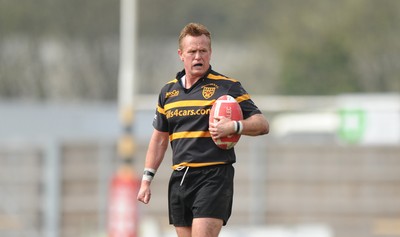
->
xmin=43 ymin=140 xmax=61 ymax=237
xmin=117 ymin=0 xmax=138 ymax=163
xmin=118 ymin=0 xmax=137 ymax=111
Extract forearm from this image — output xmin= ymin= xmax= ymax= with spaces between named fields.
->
xmin=145 ymin=141 xmax=168 ymax=172
xmin=138 ymin=130 xmax=168 ymax=204
xmin=240 ymin=113 xmax=269 ymax=136
xmin=144 ymin=130 xmax=169 ymax=172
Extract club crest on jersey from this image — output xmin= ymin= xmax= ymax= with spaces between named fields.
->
xmin=202 ymin=84 xmax=218 ymax=99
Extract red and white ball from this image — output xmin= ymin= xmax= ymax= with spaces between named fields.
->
xmin=209 ymin=95 xmax=243 ymax=149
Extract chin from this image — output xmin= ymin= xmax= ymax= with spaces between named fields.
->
xmin=193 ymin=68 xmax=206 ymax=75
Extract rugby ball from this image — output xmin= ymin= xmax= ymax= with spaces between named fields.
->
xmin=209 ymin=95 xmax=243 ymax=149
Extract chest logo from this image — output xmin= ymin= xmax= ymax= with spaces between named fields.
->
xmin=202 ymin=84 xmax=218 ymax=99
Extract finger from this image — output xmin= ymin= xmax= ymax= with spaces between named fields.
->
xmin=137 ymin=193 xmax=144 ymax=203
xmin=143 ymin=193 xmax=151 ymax=204
xmin=213 ymin=116 xmax=223 ymax=122
xmin=137 ymin=191 xmax=147 ymax=203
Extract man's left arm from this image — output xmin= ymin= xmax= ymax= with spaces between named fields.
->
xmin=240 ymin=113 xmax=269 ymax=136
xmin=209 ymin=113 xmax=269 ymax=139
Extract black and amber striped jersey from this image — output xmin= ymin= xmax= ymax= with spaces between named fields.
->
xmin=152 ymin=67 xmax=262 ymax=168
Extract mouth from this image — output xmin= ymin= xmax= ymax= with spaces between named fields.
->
xmin=193 ymin=63 xmax=203 ymax=68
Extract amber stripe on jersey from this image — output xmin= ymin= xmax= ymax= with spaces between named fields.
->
xmin=236 ymin=94 xmax=251 ymax=103
xmin=164 ymin=100 xmax=215 ymax=111
xmin=208 ymin=73 xmax=238 ymax=82
xmin=169 ymin=131 xmax=211 ymax=141
xmin=157 ymin=105 xmax=166 ymax=115
xmin=172 ymin=161 xmax=227 ymax=170
xmin=167 ymin=78 xmax=178 ymax=84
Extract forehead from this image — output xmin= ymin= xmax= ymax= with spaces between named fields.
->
xmin=181 ymin=34 xmax=211 ymax=50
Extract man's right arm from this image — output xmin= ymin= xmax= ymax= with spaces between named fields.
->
xmin=137 ymin=129 xmax=169 ymax=204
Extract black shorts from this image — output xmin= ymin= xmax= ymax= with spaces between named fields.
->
xmin=168 ymin=164 xmax=235 ymax=227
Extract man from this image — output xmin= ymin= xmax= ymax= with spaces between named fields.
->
xmin=137 ymin=23 xmax=269 ymax=237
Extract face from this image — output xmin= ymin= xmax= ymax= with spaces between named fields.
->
xmin=178 ymin=34 xmax=212 ymax=80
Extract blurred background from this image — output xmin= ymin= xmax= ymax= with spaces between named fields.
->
xmin=0 ymin=0 xmax=399 ymax=237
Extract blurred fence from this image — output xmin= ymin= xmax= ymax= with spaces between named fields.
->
xmin=0 ymin=95 xmax=399 ymax=237
xmin=1 ymin=139 xmax=400 ymax=237
xmin=0 ymin=140 xmax=117 ymax=237
xmin=0 ymin=143 xmax=42 ymax=237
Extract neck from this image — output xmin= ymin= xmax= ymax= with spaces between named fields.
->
xmin=180 ymin=66 xmax=210 ymax=89
xmin=184 ymin=75 xmax=201 ymax=89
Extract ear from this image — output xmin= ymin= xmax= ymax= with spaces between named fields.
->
xmin=178 ymin=49 xmax=184 ymax=61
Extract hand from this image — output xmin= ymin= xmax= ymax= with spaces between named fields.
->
xmin=209 ymin=116 xmax=235 ymax=139
xmin=137 ymin=181 xmax=151 ymax=204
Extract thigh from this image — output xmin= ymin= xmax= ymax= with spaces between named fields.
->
xmin=192 ymin=218 xmax=223 ymax=237
xmin=191 ymin=165 xmax=234 ymax=225
xmin=175 ymin=226 xmax=192 ymax=237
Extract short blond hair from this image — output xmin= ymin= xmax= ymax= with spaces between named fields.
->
xmin=178 ymin=23 xmax=211 ymax=50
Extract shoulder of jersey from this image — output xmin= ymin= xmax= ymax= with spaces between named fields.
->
xmin=208 ymin=72 xmax=238 ymax=83
xmin=166 ymin=78 xmax=179 ymax=84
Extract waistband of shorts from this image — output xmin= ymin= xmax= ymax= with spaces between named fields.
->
xmin=172 ymin=161 xmax=229 ymax=171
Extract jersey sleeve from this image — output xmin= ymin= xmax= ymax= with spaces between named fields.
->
xmin=229 ymin=81 xmax=262 ymax=119
xmin=152 ymin=91 xmax=169 ymax=132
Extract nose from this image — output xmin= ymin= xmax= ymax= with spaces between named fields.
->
xmin=194 ymin=51 xmax=201 ymax=59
